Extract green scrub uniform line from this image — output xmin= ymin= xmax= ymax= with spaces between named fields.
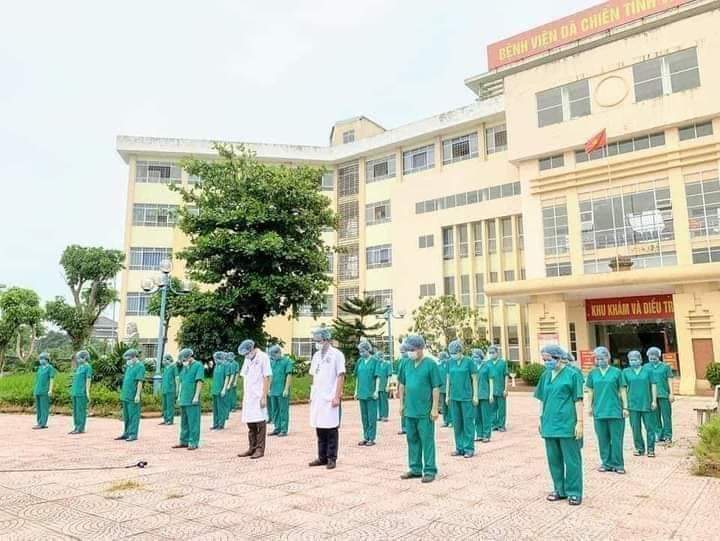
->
xmin=268 ymin=397 xmax=276 ymax=425
xmin=161 ymin=393 xmax=175 ymax=424
xmin=623 ymin=365 xmax=655 ymax=454
xmin=407 ymin=416 xmax=436 ymax=476
xmin=450 ymin=400 xmax=475 ymax=454
xmin=269 ymin=395 xmax=290 ymax=434
xmin=34 ymin=363 xmax=56 ymax=428
xmin=180 ymin=405 xmax=201 ymax=447
xmin=490 ymin=359 xmax=509 ymax=430
xmin=35 ymin=394 xmax=50 ymax=427
xmin=70 ymin=363 xmax=92 ymax=433
xmin=629 ymin=410 xmax=655 ymax=454
xmin=72 ymin=396 xmax=88 ymax=432
xmin=586 ymin=366 xmax=626 ymax=471
xmin=355 ymin=356 xmax=380 ymax=442
xmin=593 ymin=418 xmax=625 ymax=470
xmin=545 ymin=438 xmax=583 ymax=499
xmin=212 ymin=396 xmax=226 ymax=429
xmin=475 ymin=400 xmax=493 ymax=440
xmin=359 ymin=399 xmax=378 ymax=441
xmin=122 ymin=401 xmax=141 ymax=439
xmin=160 ymin=363 xmax=178 ymax=424
xmin=492 ymin=397 xmax=506 ymax=430
xmin=378 ymin=391 xmax=389 ymax=420
xmin=439 ymin=393 xmax=452 ymax=426
xmin=269 ymin=356 xmax=294 ymax=434
xmin=656 ymin=398 xmax=672 ymax=441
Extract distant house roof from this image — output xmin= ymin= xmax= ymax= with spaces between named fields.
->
xmin=92 ymin=316 xmax=118 ymax=340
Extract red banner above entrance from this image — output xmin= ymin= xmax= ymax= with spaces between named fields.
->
xmin=585 ymin=294 xmax=674 ymax=322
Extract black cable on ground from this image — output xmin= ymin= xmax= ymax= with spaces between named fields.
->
xmin=0 ymin=460 xmax=148 ymax=473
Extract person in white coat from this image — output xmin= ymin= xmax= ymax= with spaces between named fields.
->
xmin=308 ymin=326 xmax=346 ymax=470
xmin=237 ymin=339 xmax=272 ymax=459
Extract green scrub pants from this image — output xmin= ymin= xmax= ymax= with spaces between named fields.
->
xmin=594 ymin=417 xmax=625 ymax=470
xmin=267 ymin=395 xmax=275 ymax=425
xmin=71 ymin=395 xmax=88 ymax=432
xmin=439 ymin=393 xmax=452 ymax=426
xmin=161 ymin=392 xmax=175 ymax=424
xmin=475 ymin=400 xmax=493 ymax=440
xmin=406 ymin=416 xmax=437 ymax=477
xmin=544 ymin=437 xmax=583 ymax=499
xmin=269 ymin=395 xmax=290 ymax=434
xmin=225 ymin=388 xmax=237 ymax=419
xmin=450 ymin=400 xmax=475 ymax=454
xmin=492 ymin=395 xmax=507 ymax=430
xmin=180 ymin=404 xmax=201 ymax=447
xmin=212 ymin=395 xmax=225 ymax=429
xmin=629 ymin=410 xmax=655 ymax=454
xmin=122 ymin=400 xmax=141 ymax=439
xmin=359 ymin=399 xmax=378 ymax=442
xmin=656 ymin=398 xmax=672 ymax=441
xmin=35 ymin=394 xmax=50 ymax=427
xmin=378 ymin=391 xmax=389 ymax=420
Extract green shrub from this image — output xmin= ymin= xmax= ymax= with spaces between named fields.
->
xmin=705 ymin=363 xmax=720 ymax=388
xmin=695 ymin=415 xmax=720 ymax=477
xmin=507 ymin=361 xmax=520 ymax=376
xmin=520 ymin=363 xmax=545 ymax=386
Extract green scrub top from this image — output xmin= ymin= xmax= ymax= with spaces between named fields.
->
xmin=70 ymin=363 xmax=92 ymax=397
xmin=161 ymin=364 xmax=179 ymax=394
xmin=33 ymin=364 xmax=57 ymax=395
xmin=269 ymin=356 xmax=294 ymax=396
xmin=490 ymin=359 xmax=509 ymax=395
xmin=394 ymin=356 xmax=407 ymax=376
xmin=355 ymin=356 xmax=380 ymax=400
xmin=585 ymin=366 xmax=625 ymax=419
xmin=377 ymin=361 xmax=392 ymax=390
xmin=448 ymin=357 xmax=477 ymax=402
xmin=179 ymin=361 xmax=204 ymax=406
xmin=649 ymin=362 xmax=673 ymax=398
xmin=623 ymin=366 xmax=653 ymax=412
xmin=211 ymin=363 xmax=226 ymax=395
xmin=121 ymin=363 xmax=145 ymax=401
xmin=438 ymin=361 xmax=449 ymax=392
xmin=534 ymin=366 xmax=584 ymax=438
xmin=398 ymin=356 xmax=442 ymax=418
xmin=477 ymin=361 xmax=494 ymax=400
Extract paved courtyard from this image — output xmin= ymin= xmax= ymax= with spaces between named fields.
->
xmin=0 ymin=393 xmax=718 ymax=540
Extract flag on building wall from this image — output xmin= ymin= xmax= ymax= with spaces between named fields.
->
xmin=585 ymin=129 xmax=607 ymax=154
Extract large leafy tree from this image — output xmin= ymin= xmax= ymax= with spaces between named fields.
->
xmin=331 ymin=296 xmax=386 ymax=368
xmin=409 ymin=296 xmax=487 ymax=353
xmin=45 ymin=245 xmax=124 ymax=350
xmin=0 ymin=287 xmax=44 ymax=371
xmin=172 ymin=144 xmax=336 ymax=342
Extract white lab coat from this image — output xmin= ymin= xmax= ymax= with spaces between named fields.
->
xmin=309 ymin=345 xmax=346 ymax=429
xmin=240 ymin=349 xmax=272 ymax=423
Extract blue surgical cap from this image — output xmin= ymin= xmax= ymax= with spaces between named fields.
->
xmin=226 ymin=352 xmax=236 ymax=361
xmin=213 ymin=351 xmax=225 ymax=362
xmin=563 ymin=351 xmax=576 ymax=364
xmin=123 ymin=349 xmax=139 ymax=360
xmin=487 ymin=345 xmax=500 ymax=355
xmin=39 ymin=351 xmax=49 ymax=360
xmin=541 ymin=344 xmax=566 ymax=360
xmin=357 ymin=339 xmax=372 ymax=353
xmin=178 ymin=348 xmax=194 ymax=361
xmin=399 ymin=343 xmax=407 ymax=353
xmin=438 ymin=351 xmax=449 ymax=360
xmin=268 ymin=345 xmax=282 ymax=357
xmin=448 ymin=339 xmax=463 ymax=355
xmin=238 ymin=339 xmax=255 ymax=355
xmin=471 ymin=348 xmax=484 ymax=359
xmin=593 ymin=346 xmax=610 ymax=359
xmin=76 ymin=350 xmax=90 ymax=362
xmin=312 ymin=326 xmax=332 ymax=341
xmin=403 ymin=335 xmax=425 ymax=351
xmin=628 ymin=350 xmax=642 ymax=361
xmin=647 ymin=347 xmax=662 ymax=358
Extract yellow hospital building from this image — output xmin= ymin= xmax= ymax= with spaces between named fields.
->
xmin=118 ymin=0 xmax=720 ymax=395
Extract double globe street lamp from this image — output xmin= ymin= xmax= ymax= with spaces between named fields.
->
xmin=378 ymin=305 xmax=406 ymax=360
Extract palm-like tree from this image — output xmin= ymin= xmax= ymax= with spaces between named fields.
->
xmin=331 ymin=297 xmax=386 ymax=369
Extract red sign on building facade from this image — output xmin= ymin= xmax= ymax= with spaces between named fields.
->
xmin=585 ymin=294 xmax=674 ymax=322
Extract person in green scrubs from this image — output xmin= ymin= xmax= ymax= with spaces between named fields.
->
xmin=647 ymin=347 xmax=674 ymax=443
xmin=268 ymin=345 xmax=294 ymax=437
xmin=488 ymin=345 xmax=509 ymax=432
xmin=623 ymin=350 xmax=657 ymax=457
xmin=116 ymin=349 xmax=145 ymax=442
xmin=447 ymin=339 xmax=478 ymax=458
xmin=173 ymin=348 xmax=204 ymax=450
xmin=474 ymin=349 xmax=495 ymax=443
xmin=225 ymin=352 xmax=239 ymax=417
xmin=437 ymin=352 xmax=452 ymax=427
xmin=586 ymin=346 xmax=628 ymax=474
xmin=69 ymin=350 xmax=93 ymax=434
xmin=33 ymin=352 xmax=57 ymax=429
xmin=377 ymin=354 xmax=392 ymax=422
xmin=210 ymin=351 xmax=229 ymax=430
xmin=160 ymin=353 xmax=179 ymax=425
xmin=398 ymin=335 xmax=442 ymax=483
xmin=355 ymin=339 xmax=380 ymax=446
xmin=395 ymin=344 xmax=409 ymax=435
xmin=535 ymin=344 xmax=584 ymax=506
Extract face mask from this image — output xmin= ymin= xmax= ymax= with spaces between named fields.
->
xmin=314 ymin=342 xmax=324 ymax=350
xmin=650 ymin=356 xmax=659 ymax=364
xmin=629 ymin=359 xmax=641 ymax=368
xmin=489 ymin=353 xmax=498 ymax=360
xmin=452 ymin=353 xmax=462 ymax=360
xmin=410 ymin=351 xmax=421 ymax=361
xmin=360 ymin=351 xmax=370 ymax=358
xmin=544 ymin=358 xmax=558 ymax=371
xmin=39 ymin=358 xmax=48 ymax=365
xmin=597 ymin=359 xmax=609 ymax=369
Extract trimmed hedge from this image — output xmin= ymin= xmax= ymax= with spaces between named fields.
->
xmin=520 ymin=363 xmax=545 ymax=387
xmin=695 ymin=415 xmax=720 ymax=478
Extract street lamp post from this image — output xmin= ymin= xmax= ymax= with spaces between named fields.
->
xmin=141 ymin=259 xmax=190 ymax=395
xmin=379 ymin=305 xmax=405 ymax=360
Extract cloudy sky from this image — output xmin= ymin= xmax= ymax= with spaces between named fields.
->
xmin=0 ymin=0 xmax=597 ymax=305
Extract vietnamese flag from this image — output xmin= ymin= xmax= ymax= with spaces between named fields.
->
xmin=585 ymin=129 xmax=607 ymax=155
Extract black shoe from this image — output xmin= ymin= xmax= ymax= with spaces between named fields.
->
xmin=114 ymin=435 xmax=127 ymax=441
xmin=309 ymin=459 xmax=327 ymax=467
xmin=68 ymin=430 xmax=79 ymax=435
xmin=172 ymin=444 xmax=188 ymax=449
xmin=547 ymin=492 xmax=567 ymax=502
xmin=421 ymin=475 xmax=435 ymax=483
xmin=326 ymin=460 xmax=336 ymax=470
xmin=568 ymin=496 xmax=582 ymax=506
xmin=358 ymin=440 xmax=367 ymax=446
xmin=397 ymin=431 xmax=406 ymax=435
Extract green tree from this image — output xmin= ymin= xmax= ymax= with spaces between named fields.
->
xmin=0 ymin=287 xmax=44 ymax=370
xmin=409 ymin=296 xmax=487 ymax=353
xmin=45 ymin=245 xmax=124 ymax=351
xmin=331 ymin=296 xmax=386 ymax=368
xmin=171 ymin=144 xmax=336 ymax=342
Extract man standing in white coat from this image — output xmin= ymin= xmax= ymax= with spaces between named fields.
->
xmin=308 ymin=327 xmax=346 ymax=470
xmin=237 ymin=339 xmax=273 ymax=459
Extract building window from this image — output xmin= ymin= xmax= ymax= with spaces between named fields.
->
xmin=403 ymin=144 xmax=435 ymax=175
xmin=442 ymin=227 xmax=454 ymax=260
xmin=546 ymin=262 xmax=572 ymax=277
xmin=472 ymin=222 xmax=483 ymax=256
xmin=135 ymin=160 xmax=182 ymax=184
xmin=474 ymin=274 xmax=485 ymax=306
xmin=485 ymin=124 xmax=507 ymax=154
xmin=292 ymin=338 xmax=314 ymax=360
xmin=326 ymin=253 xmax=334 ymax=274
xmin=132 ymin=204 xmax=178 ymax=227
xmin=692 ymin=247 xmax=720 ymax=264
xmin=298 ymin=295 xmax=334 ymax=318
xmin=338 ymin=201 xmax=359 ymax=240
xmin=633 ymin=48 xmax=700 ymax=102
xmin=338 ymin=287 xmax=359 ymax=313
xmin=126 ymin=292 xmax=152 ymax=316
xmin=415 ymin=181 xmax=521 ymax=215
xmin=366 ymin=155 xmax=396 ymax=183
xmin=504 ymin=270 xmax=515 ymax=282
xmin=458 ymin=225 xmax=469 ymax=258
xmin=338 ymin=245 xmax=359 ymax=280
xmin=507 ymin=325 xmax=520 ymax=361
xmin=489 ymin=272 xmax=498 ymax=283
xmin=320 ymin=172 xmax=334 ymax=191
xmin=487 ymin=221 xmax=497 ymax=254
xmin=520 ymin=268 xmax=526 ymax=280
xmin=543 ymin=204 xmax=569 ymax=256
xmin=539 ymin=154 xmax=565 ymax=171
xmin=366 ymin=289 xmax=393 ymax=310
xmin=365 ymin=200 xmax=391 ymax=226
xmin=419 ymin=283 xmax=436 ymax=298
xmin=138 ymin=341 xmax=158 ymax=359
xmin=342 ymin=130 xmax=355 ymax=144
xmin=129 ymin=248 xmax=172 ymax=271
xmin=442 ymin=133 xmax=479 ymax=165
xmin=418 ymin=234 xmax=434 ymax=249
xmin=679 ymin=121 xmax=714 ymax=142
xmin=569 ymin=323 xmax=577 ymax=360
xmin=443 ymin=276 xmax=455 ymax=297
xmin=366 ymin=244 xmax=392 ymax=269
xmin=337 ymin=162 xmax=359 ymax=197
xmin=501 ymin=217 xmax=513 ymax=252
xmin=584 ymin=252 xmax=677 ymax=274
xmin=575 ymin=132 xmax=665 ymax=163
xmin=686 ymin=177 xmax=720 ymax=239
xmin=536 ymin=80 xmax=590 ymax=128
xmin=459 ymin=275 xmax=471 ymax=306
xmin=491 ymin=327 xmax=501 ymax=346
xmin=517 ymin=216 xmax=524 ymax=250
